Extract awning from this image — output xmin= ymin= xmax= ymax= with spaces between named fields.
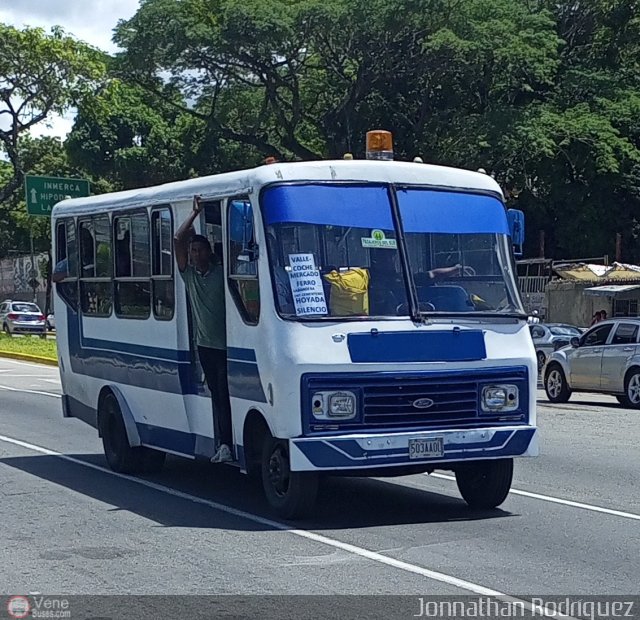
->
xmin=553 ymin=261 xmax=640 ymax=282
xmin=584 ymin=284 xmax=640 ymax=297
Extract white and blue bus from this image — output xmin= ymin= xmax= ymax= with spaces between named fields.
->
xmin=51 ymin=142 xmax=537 ymax=518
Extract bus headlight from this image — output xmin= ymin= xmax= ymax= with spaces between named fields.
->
xmin=328 ymin=392 xmax=356 ymax=417
xmin=481 ymin=385 xmax=519 ymax=412
xmin=311 ymin=391 xmax=357 ymax=420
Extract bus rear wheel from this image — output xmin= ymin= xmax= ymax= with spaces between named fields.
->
xmin=261 ymin=436 xmax=318 ymax=519
xmin=100 ymin=393 xmax=166 ymax=474
xmin=455 ymin=458 xmax=513 ymax=509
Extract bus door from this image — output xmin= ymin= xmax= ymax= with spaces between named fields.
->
xmin=224 ymin=196 xmax=265 ymax=445
xmin=189 ymin=199 xmax=225 ymax=391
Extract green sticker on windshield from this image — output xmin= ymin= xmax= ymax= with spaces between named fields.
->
xmin=361 ymin=229 xmax=397 ymax=249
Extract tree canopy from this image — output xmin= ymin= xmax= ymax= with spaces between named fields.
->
xmin=0 ymin=24 xmax=106 ymax=202
xmin=2 ymin=0 xmax=640 ymax=261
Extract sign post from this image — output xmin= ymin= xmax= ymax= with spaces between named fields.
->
xmin=24 ymin=175 xmax=90 ymax=216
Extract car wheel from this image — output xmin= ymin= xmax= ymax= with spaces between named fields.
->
xmin=544 ymin=364 xmax=571 ymax=403
xmin=623 ymin=369 xmax=640 ymax=410
xmin=2 ymin=323 xmax=11 ymax=336
xmin=536 ymin=351 xmax=546 ymax=370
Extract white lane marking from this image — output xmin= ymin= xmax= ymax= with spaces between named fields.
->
xmin=0 ymin=374 xmax=58 ymax=378
xmin=429 ymin=473 xmax=640 ymax=522
xmin=0 ymin=432 xmax=575 ymax=614
xmin=0 ymin=385 xmax=61 ymax=398
xmin=0 ymin=359 xmax=59 ymax=371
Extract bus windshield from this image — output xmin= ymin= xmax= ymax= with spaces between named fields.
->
xmin=262 ymin=183 xmax=524 ymax=320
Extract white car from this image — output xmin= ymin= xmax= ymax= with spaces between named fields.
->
xmin=0 ymin=300 xmax=47 ymax=336
xmin=46 ymin=313 xmax=55 ymax=330
xmin=543 ymin=318 xmax=640 ymax=408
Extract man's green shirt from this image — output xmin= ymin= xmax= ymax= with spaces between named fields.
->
xmin=179 ymin=263 xmax=226 ymax=350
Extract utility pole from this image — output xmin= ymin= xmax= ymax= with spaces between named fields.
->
xmin=616 ymin=233 xmax=622 ymax=262
xmin=29 ymin=231 xmax=37 ymax=303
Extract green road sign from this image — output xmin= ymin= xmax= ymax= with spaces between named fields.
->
xmin=24 ymin=175 xmax=90 ymax=216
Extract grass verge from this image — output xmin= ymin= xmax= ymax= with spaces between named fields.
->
xmin=0 ymin=333 xmax=58 ymax=362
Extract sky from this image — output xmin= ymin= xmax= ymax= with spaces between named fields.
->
xmin=1 ymin=0 xmax=142 ymax=138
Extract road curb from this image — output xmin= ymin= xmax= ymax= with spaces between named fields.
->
xmin=0 ymin=350 xmax=58 ymax=366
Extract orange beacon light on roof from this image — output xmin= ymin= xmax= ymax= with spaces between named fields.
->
xmin=365 ymin=130 xmax=393 ymax=160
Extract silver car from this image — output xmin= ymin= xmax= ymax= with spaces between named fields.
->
xmin=543 ymin=318 xmax=640 ymax=408
xmin=0 ymin=300 xmax=47 ymax=336
xmin=529 ymin=323 xmax=583 ymax=369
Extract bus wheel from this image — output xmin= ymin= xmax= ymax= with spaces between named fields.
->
xmin=455 ymin=458 xmax=513 ymax=509
xmin=261 ymin=436 xmax=318 ymax=519
xmin=100 ymin=393 xmax=166 ymax=474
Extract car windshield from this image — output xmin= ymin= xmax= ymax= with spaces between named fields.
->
xmin=11 ymin=303 xmax=40 ymax=313
xmin=262 ymin=183 xmax=524 ymax=320
xmin=549 ymin=326 xmax=581 ymax=336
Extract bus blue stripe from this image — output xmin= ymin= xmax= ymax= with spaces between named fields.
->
xmin=295 ymin=428 xmax=535 ymax=468
xmin=66 ymin=308 xmax=263 ymax=399
xmin=228 ymin=360 xmax=267 ymax=402
xmin=227 ymin=347 xmax=257 ymax=362
xmin=80 ymin=337 xmax=191 ymax=362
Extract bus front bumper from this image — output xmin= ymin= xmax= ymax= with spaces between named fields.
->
xmin=289 ymin=426 xmax=538 ymax=472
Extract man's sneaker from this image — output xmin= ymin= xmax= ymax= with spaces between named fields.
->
xmin=211 ymin=444 xmax=233 ymax=463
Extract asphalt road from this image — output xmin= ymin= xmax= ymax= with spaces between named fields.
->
xmin=0 ymin=357 xmax=638 ymax=604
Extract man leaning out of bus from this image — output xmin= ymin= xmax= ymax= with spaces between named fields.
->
xmin=174 ymin=198 xmax=233 ymax=463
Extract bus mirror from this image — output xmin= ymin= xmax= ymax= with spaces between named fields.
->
xmin=507 ymin=209 xmax=525 ymax=256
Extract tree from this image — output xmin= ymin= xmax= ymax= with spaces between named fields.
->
xmin=67 ymin=79 xmax=192 ymax=189
xmin=0 ymin=24 xmax=106 ymax=203
xmin=97 ymin=0 xmax=640 ymax=260
xmin=493 ymin=0 xmax=640 ymax=259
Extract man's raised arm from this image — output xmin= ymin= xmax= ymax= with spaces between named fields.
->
xmin=174 ymin=196 xmax=203 ymax=273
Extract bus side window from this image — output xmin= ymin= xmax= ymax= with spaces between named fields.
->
xmin=79 ymin=216 xmax=113 ymax=317
xmin=55 ymin=222 xmax=67 ymax=264
xmin=114 ymin=212 xmax=151 ymax=319
xmin=151 ymin=208 xmax=174 ymax=320
xmin=55 ymin=219 xmax=78 ymax=311
xmin=227 ymin=197 xmax=260 ymax=324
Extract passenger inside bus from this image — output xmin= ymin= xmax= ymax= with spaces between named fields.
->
xmin=174 ymin=198 xmax=232 ymax=464
xmin=368 ymin=249 xmax=464 ymax=315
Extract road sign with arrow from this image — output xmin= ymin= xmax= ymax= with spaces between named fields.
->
xmin=24 ymin=175 xmax=90 ymax=216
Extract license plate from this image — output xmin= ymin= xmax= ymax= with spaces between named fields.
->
xmin=408 ymin=437 xmax=444 ymax=459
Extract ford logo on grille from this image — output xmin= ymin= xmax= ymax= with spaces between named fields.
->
xmin=413 ymin=398 xmax=434 ymax=409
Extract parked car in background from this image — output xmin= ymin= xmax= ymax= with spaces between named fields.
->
xmin=529 ymin=323 xmax=583 ymax=369
xmin=0 ymin=300 xmax=47 ymax=336
xmin=544 ymin=318 xmax=640 ymax=408
xmin=46 ymin=313 xmax=55 ymax=330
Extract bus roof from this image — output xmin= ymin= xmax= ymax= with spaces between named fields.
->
xmin=51 ymin=159 xmax=504 ymax=218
